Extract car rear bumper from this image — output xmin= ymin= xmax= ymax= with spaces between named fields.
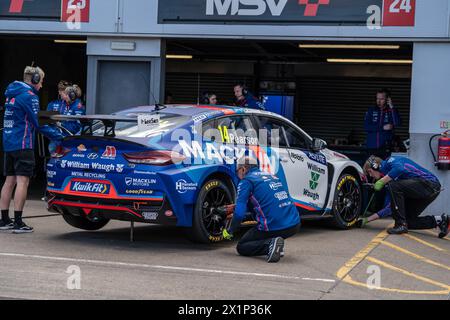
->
xmin=47 ymin=191 xmax=177 ymax=225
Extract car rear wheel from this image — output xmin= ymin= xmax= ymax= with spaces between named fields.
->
xmin=331 ymin=173 xmax=362 ymax=229
xmin=62 ymin=212 xmax=110 ymax=231
xmin=188 ymin=179 xmax=234 ymax=243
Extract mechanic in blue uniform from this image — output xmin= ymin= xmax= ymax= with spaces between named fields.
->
xmin=364 ymin=155 xmax=449 ymax=237
xmin=222 ymin=157 xmax=301 ymax=263
xmin=0 ymin=66 xmax=63 ymax=233
xmin=364 ymin=89 xmax=401 ymax=159
xmin=233 ymin=84 xmax=265 ymax=110
xmin=47 ymin=80 xmax=71 ymax=113
xmin=45 ymin=84 xmax=85 ymax=153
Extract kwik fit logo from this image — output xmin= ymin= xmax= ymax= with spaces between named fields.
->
xmin=70 ymin=181 xmax=110 ymax=194
xmin=309 ymin=172 xmax=320 ymax=190
xmin=206 ymin=0 xmax=330 ymax=17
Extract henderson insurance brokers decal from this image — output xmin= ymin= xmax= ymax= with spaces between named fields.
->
xmin=158 ymin=0 xmax=416 ymax=26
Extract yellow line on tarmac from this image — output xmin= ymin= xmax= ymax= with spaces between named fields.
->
xmin=380 ymin=241 xmax=450 ymax=271
xmin=402 ymin=234 xmax=448 ymax=252
xmin=341 ymin=274 xmax=449 ymax=295
xmin=336 ymin=230 xmax=389 ymax=280
xmin=423 ymin=230 xmax=450 ymax=241
xmin=366 ymin=256 xmax=450 ymax=292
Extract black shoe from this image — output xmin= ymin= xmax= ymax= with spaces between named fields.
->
xmin=267 ymin=237 xmax=284 ymax=263
xmin=12 ymin=222 xmax=34 ymax=234
xmin=0 ymin=220 xmax=14 ymax=231
xmin=387 ymin=224 xmax=408 ymax=235
xmin=438 ymin=214 xmax=449 ymax=239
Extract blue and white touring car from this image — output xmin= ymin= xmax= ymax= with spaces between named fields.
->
xmin=45 ymin=104 xmax=366 ymax=243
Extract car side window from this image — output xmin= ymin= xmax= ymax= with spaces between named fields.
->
xmin=216 ymin=116 xmax=258 ymax=145
xmin=283 ymin=124 xmax=310 ymax=150
xmin=257 ymin=117 xmax=288 ymax=148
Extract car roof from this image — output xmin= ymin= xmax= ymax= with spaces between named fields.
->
xmin=116 ymin=104 xmax=284 ymax=121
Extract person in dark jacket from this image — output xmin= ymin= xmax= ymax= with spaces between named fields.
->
xmin=364 ymin=89 xmax=401 ymax=159
xmin=222 ymin=157 xmax=300 ymax=263
xmin=364 ymin=155 xmax=449 ymax=237
xmin=0 ymin=66 xmax=63 ymax=233
xmin=233 ymin=84 xmax=265 ymax=110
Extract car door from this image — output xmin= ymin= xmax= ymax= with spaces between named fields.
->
xmin=256 ymin=116 xmax=329 ymax=211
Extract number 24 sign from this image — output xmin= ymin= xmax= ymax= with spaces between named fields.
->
xmin=383 ymin=0 xmax=416 ymax=26
xmin=61 ymin=0 xmax=90 ymax=23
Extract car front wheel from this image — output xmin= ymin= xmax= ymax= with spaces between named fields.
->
xmin=331 ymin=173 xmax=362 ymax=229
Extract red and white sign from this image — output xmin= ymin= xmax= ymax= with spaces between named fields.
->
xmin=102 ymin=146 xmax=117 ymax=159
xmin=61 ymin=0 xmax=90 ymax=23
xmin=383 ymin=0 xmax=415 ymax=26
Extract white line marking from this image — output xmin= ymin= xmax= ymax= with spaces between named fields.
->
xmin=0 ymin=252 xmax=336 ymax=283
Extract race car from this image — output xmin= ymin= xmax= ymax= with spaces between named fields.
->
xmin=44 ymin=104 xmax=367 ymax=243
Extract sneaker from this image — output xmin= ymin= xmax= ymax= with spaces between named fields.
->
xmin=387 ymin=224 xmax=408 ymax=235
xmin=0 ymin=220 xmax=14 ymax=231
xmin=438 ymin=214 xmax=449 ymax=239
xmin=12 ymin=223 xmax=34 ymax=234
xmin=267 ymin=237 xmax=284 ymax=263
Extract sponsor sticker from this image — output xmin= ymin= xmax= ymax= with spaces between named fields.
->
xmin=77 ymin=144 xmax=87 ymax=152
xmin=70 ymin=181 xmax=110 ymax=195
xmin=125 ymin=189 xmax=154 ymax=195
xmin=47 ymin=170 xmax=57 ymax=178
xmin=175 ymin=179 xmax=198 ymax=194
xmin=125 ymin=177 xmax=157 ymax=187
xmin=138 ymin=114 xmax=160 ymax=132
xmin=102 ymin=146 xmax=117 ymax=159
xmin=142 ymin=212 xmax=159 ymax=221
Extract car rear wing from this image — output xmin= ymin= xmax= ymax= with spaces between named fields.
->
xmin=39 ymin=111 xmax=138 ymax=137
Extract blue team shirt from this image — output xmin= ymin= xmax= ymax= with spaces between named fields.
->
xmin=380 ymin=156 xmax=439 ymax=183
xmin=231 ymin=167 xmax=300 ymax=232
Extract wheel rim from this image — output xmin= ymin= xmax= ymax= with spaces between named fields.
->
xmin=201 ymin=186 xmax=232 ymax=237
xmin=336 ymin=178 xmax=361 ymax=223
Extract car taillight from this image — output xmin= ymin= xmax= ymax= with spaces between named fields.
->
xmin=123 ymin=150 xmax=186 ymax=166
xmin=51 ymin=146 xmax=71 ymax=158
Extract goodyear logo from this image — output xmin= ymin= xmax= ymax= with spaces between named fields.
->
xmin=70 ymin=181 xmax=110 ymax=195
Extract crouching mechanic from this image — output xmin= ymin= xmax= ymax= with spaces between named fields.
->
xmin=0 ymin=66 xmax=63 ymax=233
xmin=222 ymin=157 xmax=301 ymax=263
xmin=364 ymin=155 xmax=449 ymax=237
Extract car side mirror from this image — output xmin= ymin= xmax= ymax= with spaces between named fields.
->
xmin=312 ymin=138 xmax=327 ymax=152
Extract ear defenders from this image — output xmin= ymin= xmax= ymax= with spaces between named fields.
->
xmin=67 ymin=87 xmax=77 ymax=103
xmin=368 ymin=156 xmax=380 ymax=171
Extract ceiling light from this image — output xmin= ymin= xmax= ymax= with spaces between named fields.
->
xmin=54 ymin=39 xmax=87 ymax=44
xmin=166 ymin=54 xmax=193 ymax=59
xmin=327 ymin=58 xmax=412 ymax=64
xmin=300 ymin=44 xmax=400 ymax=50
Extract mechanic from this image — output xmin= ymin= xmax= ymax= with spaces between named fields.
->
xmin=201 ymin=92 xmax=218 ymax=105
xmin=363 ymin=155 xmax=449 ymax=237
xmin=233 ymin=84 xmax=265 ymax=110
xmin=0 ymin=66 xmax=63 ymax=233
xmin=222 ymin=157 xmax=301 ymax=263
xmin=364 ymin=89 xmax=401 ymax=159
xmin=47 ymin=80 xmax=72 ymax=113
xmin=45 ymin=84 xmax=86 ymax=154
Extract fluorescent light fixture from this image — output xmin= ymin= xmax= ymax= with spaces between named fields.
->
xmin=111 ymin=41 xmax=136 ymax=51
xmin=54 ymin=39 xmax=87 ymax=44
xmin=300 ymin=44 xmax=400 ymax=50
xmin=327 ymin=58 xmax=413 ymax=64
xmin=166 ymin=54 xmax=193 ymax=59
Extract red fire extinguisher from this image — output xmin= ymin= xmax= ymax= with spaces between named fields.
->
xmin=430 ymin=130 xmax=450 ymax=170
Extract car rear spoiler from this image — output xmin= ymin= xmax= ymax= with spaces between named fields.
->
xmin=39 ymin=111 xmax=138 ymax=137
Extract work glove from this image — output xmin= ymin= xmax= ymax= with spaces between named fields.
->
xmin=222 ymin=229 xmax=233 ymax=240
xmin=217 ymin=204 xmax=235 ymax=218
xmin=356 ymin=217 xmax=369 ymax=228
xmin=374 ymin=180 xmax=386 ymax=192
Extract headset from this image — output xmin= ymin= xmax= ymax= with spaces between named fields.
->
xmin=27 ymin=62 xmax=42 ymax=85
xmin=235 ymin=83 xmax=248 ymax=96
xmin=66 ymin=86 xmax=78 ymax=103
xmin=201 ymin=92 xmax=210 ymax=104
xmin=367 ymin=155 xmax=380 ymax=171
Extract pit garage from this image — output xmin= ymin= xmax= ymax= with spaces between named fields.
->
xmin=165 ymin=39 xmax=414 ymax=164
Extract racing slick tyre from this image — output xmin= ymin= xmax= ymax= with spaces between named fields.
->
xmin=330 ymin=173 xmax=362 ymax=230
xmin=62 ymin=213 xmax=110 ymax=231
xmin=188 ymin=179 xmax=234 ymax=244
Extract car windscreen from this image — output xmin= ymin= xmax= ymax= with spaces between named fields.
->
xmin=91 ymin=113 xmax=191 ymax=138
